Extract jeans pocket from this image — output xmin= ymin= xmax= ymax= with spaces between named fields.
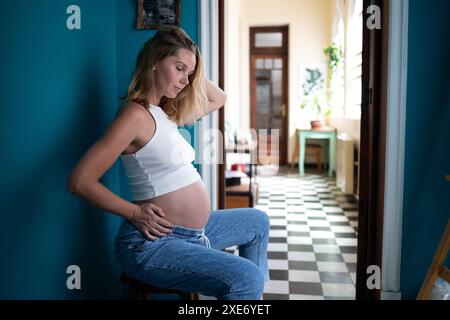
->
xmin=127 ymin=239 xmax=149 ymax=252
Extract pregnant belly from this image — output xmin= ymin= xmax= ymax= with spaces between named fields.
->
xmin=134 ymin=179 xmax=211 ymax=229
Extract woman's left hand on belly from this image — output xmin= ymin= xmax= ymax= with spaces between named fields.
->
xmin=130 ymin=203 xmax=173 ymax=240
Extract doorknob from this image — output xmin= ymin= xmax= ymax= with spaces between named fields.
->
xmin=446 ymin=175 xmax=450 ymax=181
xmin=281 ymin=104 xmax=286 ymax=117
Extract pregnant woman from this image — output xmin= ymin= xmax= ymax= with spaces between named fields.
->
xmin=67 ymin=26 xmax=269 ymax=300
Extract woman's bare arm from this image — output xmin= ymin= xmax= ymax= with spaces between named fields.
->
xmin=68 ymin=104 xmax=173 ymax=240
xmin=204 ymin=78 xmax=227 ymax=114
xmin=67 ymin=104 xmax=146 ymax=220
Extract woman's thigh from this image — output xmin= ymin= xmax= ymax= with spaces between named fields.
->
xmin=131 ymin=238 xmax=264 ymax=299
xmin=205 ymin=208 xmax=270 ymax=250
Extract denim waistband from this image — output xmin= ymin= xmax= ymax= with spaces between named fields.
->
xmin=170 ymin=224 xmax=211 ymax=248
xmin=119 ymin=220 xmax=211 ymax=248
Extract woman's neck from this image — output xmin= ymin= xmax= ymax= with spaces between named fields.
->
xmin=146 ymin=88 xmax=162 ymax=106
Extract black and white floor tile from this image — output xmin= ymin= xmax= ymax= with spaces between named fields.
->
xmin=240 ymin=167 xmax=359 ymax=300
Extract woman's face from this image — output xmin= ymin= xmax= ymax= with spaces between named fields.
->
xmin=154 ymin=48 xmax=196 ymax=99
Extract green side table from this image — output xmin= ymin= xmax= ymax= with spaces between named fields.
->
xmin=298 ymin=128 xmax=337 ymax=176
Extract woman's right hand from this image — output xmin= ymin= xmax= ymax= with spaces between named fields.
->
xmin=130 ymin=203 xmax=173 ymax=240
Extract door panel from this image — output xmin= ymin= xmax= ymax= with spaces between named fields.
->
xmin=251 ymin=60 xmax=288 ymax=165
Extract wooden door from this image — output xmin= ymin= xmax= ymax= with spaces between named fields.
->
xmin=250 ymin=27 xmax=288 ymax=166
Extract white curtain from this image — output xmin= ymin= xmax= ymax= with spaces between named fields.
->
xmin=348 ymin=0 xmax=357 ymax=21
xmin=332 ymin=0 xmax=346 ymax=43
xmin=344 ymin=0 xmax=356 ymax=36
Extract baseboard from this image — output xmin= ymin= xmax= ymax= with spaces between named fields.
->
xmin=380 ymin=290 xmax=402 ymax=300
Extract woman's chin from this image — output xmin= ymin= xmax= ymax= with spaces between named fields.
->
xmin=163 ymin=93 xmax=178 ymax=99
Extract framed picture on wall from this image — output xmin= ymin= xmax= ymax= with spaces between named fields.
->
xmin=137 ymin=0 xmax=181 ymax=29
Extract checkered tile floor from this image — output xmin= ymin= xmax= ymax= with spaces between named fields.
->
xmin=227 ymin=166 xmax=359 ymax=300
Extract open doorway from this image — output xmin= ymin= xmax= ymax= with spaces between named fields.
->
xmin=217 ymin=0 xmax=387 ymax=300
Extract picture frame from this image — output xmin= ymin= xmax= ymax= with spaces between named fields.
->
xmin=137 ymin=0 xmax=181 ymax=30
xmin=299 ymin=63 xmax=326 ymax=96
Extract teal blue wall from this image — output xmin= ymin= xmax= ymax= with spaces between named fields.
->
xmin=0 ymin=0 xmax=199 ymax=299
xmin=401 ymin=0 xmax=450 ymax=299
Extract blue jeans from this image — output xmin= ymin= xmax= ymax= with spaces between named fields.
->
xmin=114 ymin=208 xmax=270 ymax=300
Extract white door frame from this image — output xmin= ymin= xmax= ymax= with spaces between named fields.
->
xmin=197 ymin=0 xmax=219 ymax=210
xmin=380 ymin=0 xmax=408 ymax=300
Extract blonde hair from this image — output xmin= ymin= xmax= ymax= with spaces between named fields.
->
xmin=124 ymin=26 xmax=208 ymax=126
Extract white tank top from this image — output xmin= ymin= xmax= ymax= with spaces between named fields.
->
xmin=119 ymin=104 xmax=201 ymax=201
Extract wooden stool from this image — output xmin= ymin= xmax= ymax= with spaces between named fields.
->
xmin=291 ymin=132 xmax=323 ymax=174
xmin=292 ymin=144 xmax=323 ymax=173
xmin=120 ymin=272 xmax=199 ymax=300
xmin=306 ymin=145 xmax=323 ymax=174
xmin=417 ymin=219 xmax=450 ymax=299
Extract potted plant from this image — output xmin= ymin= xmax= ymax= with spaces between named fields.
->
xmin=299 ymin=67 xmax=325 ymax=129
xmin=323 ymin=42 xmax=343 ymax=77
xmin=323 ymin=42 xmax=343 ymax=123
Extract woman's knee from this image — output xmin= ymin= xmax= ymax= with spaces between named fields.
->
xmin=228 ymin=267 xmax=265 ymax=300
xmin=251 ymin=208 xmax=270 ymax=234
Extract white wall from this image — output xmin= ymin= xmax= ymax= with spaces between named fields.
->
xmin=224 ymin=0 xmax=336 ymax=162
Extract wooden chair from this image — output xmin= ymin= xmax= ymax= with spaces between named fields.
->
xmin=417 ymin=219 xmax=450 ymax=299
xmin=120 ymin=272 xmax=199 ymax=300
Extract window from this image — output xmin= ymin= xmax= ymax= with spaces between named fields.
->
xmin=346 ymin=0 xmax=363 ymax=119
xmin=254 ymin=32 xmax=283 ymax=48
xmin=330 ymin=0 xmax=363 ymax=120
xmin=331 ymin=16 xmax=345 ymax=118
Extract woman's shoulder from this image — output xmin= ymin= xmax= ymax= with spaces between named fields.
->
xmin=114 ymin=102 xmax=157 ymax=137
xmin=116 ymin=101 xmax=153 ymax=121
xmin=119 ymin=101 xmax=148 ymax=114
